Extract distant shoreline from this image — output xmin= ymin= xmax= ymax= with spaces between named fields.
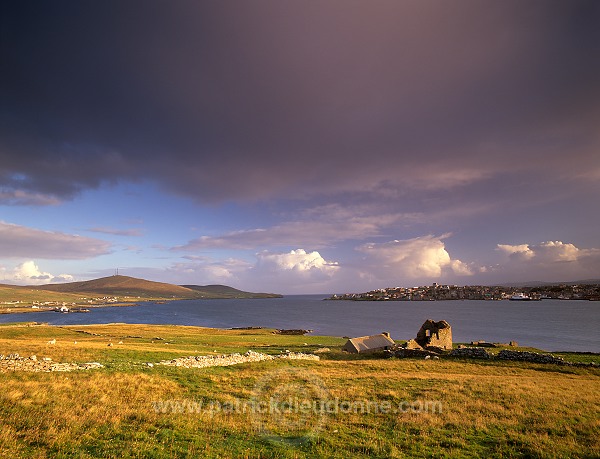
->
xmin=0 ymin=302 xmax=140 ymax=315
xmin=328 ymin=282 xmax=600 ymax=302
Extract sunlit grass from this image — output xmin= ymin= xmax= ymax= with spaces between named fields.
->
xmin=0 ymin=323 xmax=598 ymax=458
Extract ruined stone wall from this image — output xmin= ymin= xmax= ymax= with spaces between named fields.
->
xmin=415 ymin=319 xmax=452 ymax=350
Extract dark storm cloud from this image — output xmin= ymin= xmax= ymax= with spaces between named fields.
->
xmin=2 ymin=1 xmax=599 ymax=203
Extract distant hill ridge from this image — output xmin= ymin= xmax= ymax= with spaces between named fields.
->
xmin=26 ymin=275 xmax=281 ymax=299
xmin=181 ymin=284 xmax=282 ymax=298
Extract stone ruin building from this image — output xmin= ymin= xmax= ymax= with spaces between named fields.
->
xmin=415 ymin=319 xmax=452 ymax=350
xmin=388 ymin=319 xmax=453 ymax=358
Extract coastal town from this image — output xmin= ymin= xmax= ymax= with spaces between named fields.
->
xmin=0 ymin=296 xmax=126 ymax=314
xmin=328 ymin=282 xmax=600 ymax=302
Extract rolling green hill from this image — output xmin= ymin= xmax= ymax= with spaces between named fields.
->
xmin=16 ymin=275 xmax=281 ymax=300
xmin=0 ymin=276 xmax=282 ymax=307
xmin=0 ymin=284 xmax=85 ymax=305
xmin=181 ymin=284 xmax=282 ymax=298
xmin=30 ymin=275 xmax=200 ymax=299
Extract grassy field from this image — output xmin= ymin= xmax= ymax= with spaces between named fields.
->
xmin=0 ymin=286 xmax=87 ymax=308
xmin=0 ymin=323 xmax=598 ymax=458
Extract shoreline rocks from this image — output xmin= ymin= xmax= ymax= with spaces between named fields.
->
xmin=273 ymin=329 xmax=313 ymax=335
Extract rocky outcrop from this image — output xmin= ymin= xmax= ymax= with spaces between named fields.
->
xmin=273 ymin=329 xmax=313 ymax=335
xmin=0 ymin=354 xmax=103 ymax=372
xmin=158 ymin=350 xmax=319 ymax=369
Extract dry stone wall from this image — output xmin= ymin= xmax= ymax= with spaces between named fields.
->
xmin=496 ymin=350 xmax=566 ymax=365
xmin=159 ymin=350 xmax=319 ymax=369
xmin=0 ymin=354 xmax=103 ymax=372
xmin=450 ymin=347 xmax=492 ymax=359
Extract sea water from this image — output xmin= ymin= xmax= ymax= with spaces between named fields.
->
xmin=1 ymin=296 xmax=598 ymax=352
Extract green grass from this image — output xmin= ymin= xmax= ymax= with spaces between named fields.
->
xmin=0 ymin=275 xmax=281 ymax=312
xmin=0 ymin=286 xmax=86 ymax=307
xmin=0 ymin=323 xmax=598 ymax=458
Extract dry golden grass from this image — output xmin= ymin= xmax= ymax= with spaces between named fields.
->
xmin=0 ymin=323 xmax=598 ymax=458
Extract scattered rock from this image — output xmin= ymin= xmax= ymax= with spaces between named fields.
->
xmin=47 ymin=339 xmax=56 ymax=345
xmin=313 ymin=347 xmax=331 ymax=354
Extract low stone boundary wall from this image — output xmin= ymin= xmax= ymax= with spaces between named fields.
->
xmin=392 ymin=346 xmax=597 ymax=367
xmin=496 ymin=350 xmax=566 ymax=365
xmin=159 ymin=350 xmax=319 ymax=369
xmin=450 ymin=348 xmax=598 ymax=367
xmin=450 ymin=347 xmax=492 ymax=359
xmin=0 ymin=354 xmax=103 ymax=372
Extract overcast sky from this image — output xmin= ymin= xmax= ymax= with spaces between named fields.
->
xmin=1 ymin=1 xmax=599 ymax=293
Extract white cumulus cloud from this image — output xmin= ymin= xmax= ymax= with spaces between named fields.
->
xmin=1 ymin=261 xmax=74 ymax=285
xmin=497 ymin=241 xmax=587 ymax=263
xmin=256 ymin=249 xmax=339 ymax=274
xmin=497 ymin=243 xmax=535 ymax=260
xmin=494 ymin=240 xmax=600 ymax=282
xmin=357 ymin=235 xmax=474 ymax=282
xmin=244 ymin=249 xmax=340 ymax=293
